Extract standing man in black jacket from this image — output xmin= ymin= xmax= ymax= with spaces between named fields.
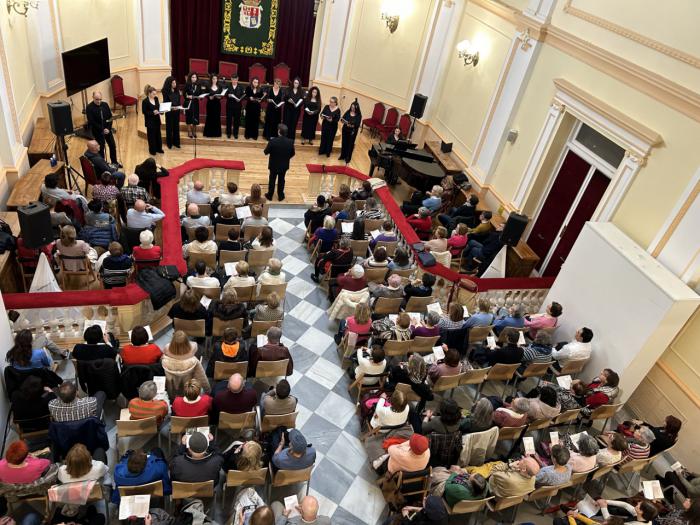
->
xmin=85 ymin=91 xmax=119 ymax=167
xmin=264 ymin=123 xmax=295 ymax=202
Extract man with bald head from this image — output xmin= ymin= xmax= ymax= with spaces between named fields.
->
xmin=212 ymin=373 xmax=258 ymax=424
xmin=489 ymin=456 xmax=540 ymax=497
xmin=85 ymin=90 xmax=119 ymax=166
xmin=126 ymin=199 xmax=165 ymax=229
xmin=84 ymin=139 xmax=125 ymax=187
xmin=187 ymin=180 xmax=211 ymax=204
xmin=181 ymin=202 xmax=211 ymax=229
xmin=271 ymin=495 xmax=330 ymax=524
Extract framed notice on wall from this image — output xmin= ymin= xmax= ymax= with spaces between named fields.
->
xmin=221 ymin=0 xmax=279 ymax=57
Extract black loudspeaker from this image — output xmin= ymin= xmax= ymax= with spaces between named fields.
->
xmin=409 ymin=93 xmax=428 ymax=119
xmin=18 ymin=202 xmax=53 ymax=249
xmin=500 ymin=212 xmax=529 ymax=247
xmin=47 ymin=101 xmax=73 ymax=136
xmin=440 ymin=141 xmax=453 ymax=153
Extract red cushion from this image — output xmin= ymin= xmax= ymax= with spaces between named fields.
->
xmin=115 ymin=95 xmax=137 ymax=106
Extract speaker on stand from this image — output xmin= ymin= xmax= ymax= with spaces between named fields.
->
xmin=408 ymin=93 xmax=428 ymax=140
xmin=47 ymin=101 xmax=85 ymax=193
xmin=500 ymin=212 xmax=529 ymax=246
xmin=18 ymin=202 xmax=53 ymax=249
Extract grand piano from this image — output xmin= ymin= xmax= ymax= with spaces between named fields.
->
xmin=368 ymin=142 xmax=446 ymax=193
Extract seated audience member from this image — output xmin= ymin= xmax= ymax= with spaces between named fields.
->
xmin=478 ymin=327 xmax=525 ymax=367
xmin=329 ymin=264 xmax=367 ymax=300
xmin=596 ymin=432 xmax=628 ymax=466
xmin=6 ymin=329 xmax=51 ymax=370
xmin=534 ymin=444 xmax=572 ymax=486
xmin=0 ymin=440 xmax=50 ymax=483
xmin=425 ymin=227 xmax=448 ymax=253
xmin=58 ymin=443 xmax=108 ymax=483
xmin=388 ymin=248 xmax=413 ymax=271
xmin=224 ymin=261 xmax=256 ymax=292
xmin=595 ymin=498 xmax=659 ymax=525
xmin=120 ymin=174 xmax=150 ymax=209
xmin=387 ymin=433 xmax=430 ymax=474
xmin=526 ymin=385 xmax=561 ymax=421
xmin=494 ymin=305 xmax=525 ymax=335
xmin=218 ymin=228 xmax=243 ymax=254
xmin=335 ymin=199 xmax=356 ymax=221
xmin=371 ymin=390 xmax=409 ymax=429
xmin=45 ymin=198 xmax=73 ymax=235
xmin=369 ymin=273 xmax=404 ymax=301
xmin=206 ymin=327 xmax=248 ymax=377
xmin=170 ymin=431 xmax=224 ymax=484
xmin=214 ymin=373 xmax=258 ymax=418
xmin=172 ymin=378 xmax=213 ymax=417
xmin=241 ymin=205 xmax=268 ymax=230
xmin=574 ymin=368 xmax=620 ymax=411
xmin=91 ymin=171 xmax=120 ymax=203
xmin=402 ymin=185 xmax=443 ymax=215
xmin=161 ymin=330 xmax=210 ymax=394
xmin=253 ymin=292 xmax=284 ymax=322
xmin=182 ymin=203 xmax=211 ymax=230
xmin=636 ymin=415 xmax=681 ymax=456
xmin=413 ymin=311 xmax=441 ymax=338
xmin=460 ymin=398 xmax=495 ymax=434
xmin=521 ymin=332 xmax=554 ymax=365
xmin=134 ymin=157 xmax=168 ymax=198
xmin=209 ymin=289 xmax=247 ymax=329
xmin=257 ymin=258 xmax=285 ymax=289
xmin=260 ymin=379 xmax=298 ymax=416
xmin=41 ymin=173 xmax=86 ymax=207
xmin=249 ymin=327 xmax=293 ymax=376
xmin=372 ymin=311 xmax=413 ymax=343
xmin=244 ymin=183 xmax=267 ymax=206
xmin=444 ymin=472 xmax=487 ymax=507
xmin=97 ymin=241 xmax=132 ymax=284
xmin=10 ymin=376 xmax=54 ymax=429
xmin=213 ymin=203 xmax=238 ymax=228
xmin=73 ymin=325 xmax=117 ymax=361
xmin=84 ymin=139 xmax=125 ymax=186
xmin=311 ymin=237 xmax=353 ymax=282
xmin=464 ymin=299 xmax=495 ymax=328
xmin=121 ymin=325 xmax=161 ymax=365
xmin=332 ymin=184 xmax=351 ymax=203
xmin=49 ymin=380 xmax=105 ymax=422
xmin=447 ymin=223 xmax=469 ymax=257
xmin=337 ymin=302 xmax=372 ymax=345
xmin=461 ymin=222 xmax=505 ymax=274
xmin=619 ymin=426 xmax=656 ymax=464
xmin=187 ymin=180 xmax=211 ymax=204
xmin=359 ymin=197 xmax=383 ymax=220
xmin=309 ymin=216 xmax=338 ymax=253
xmin=568 ymin=433 xmax=599 ymax=472
xmin=219 ymin=182 xmax=246 ymax=206
xmin=187 ymin=260 xmax=220 ymax=288
xmin=365 ymin=246 xmax=389 ymax=269
xmin=250 ymin=226 xmax=275 ymax=250
xmin=351 ymin=180 xmax=372 ymax=201
xmin=396 ymin=497 xmax=449 ymax=525
xmin=112 ymin=449 xmax=171 ymax=503
xmin=525 ymin=301 xmax=563 ymax=339
xmin=304 ymin=195 xmax=331 ymax=231
xmin=422 ymin=398 xmax=465 ymax=435
xmin=428 ymin=347 xmax=464 ymax=383
xmin=466 ymin=211 xmax=494 ymax=239
xmin=128 ymin=380 xmax=168 ymax=427
xmin=355 ymin=346 xmax=387 ymax=385
xmin=403 ymin=273 xmax=436 ymax=304
xmin=183 ymin=226 xmax=217 ymax=259
xmin=406 ymin=207 xmax=432 ymax=236
xmin=437 ymin=303 xmax=465 ymax=331
xmin=552 ymin=327 xmax=593 ymax=367
xmin=438 ymin=193 xmax=480 ymax=231
xmin=229 ymin=439 xmax=264 ymax=474
xmin=489 ymin=457 xmax=540 ymax=497
xmin=56 ymin=225 xmax=91 ymax=271
xmin=167 ymin=289 xmax=208 ymax=324
xmin=493 ymin=397 xmax=530 ymax=427
xmin=271 ymin=495 xmax=330 ymax=525
xmin=85 ymin=199 xmax=112 ymax=227
xmin=132 ymin=229 xmax=161 ymax=266
xmin=369 ymin=220 xmax=396 ymax=249
xmin=126 ymin=199 xmax=165 ymax=229
xmin=386 ymin=354 xmax=434 ymax=411
xmin=271 ymin=429 xmax=316 ymax=471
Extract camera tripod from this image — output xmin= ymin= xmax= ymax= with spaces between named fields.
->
xmin=55 ymin=134 xmax=86 ymax=193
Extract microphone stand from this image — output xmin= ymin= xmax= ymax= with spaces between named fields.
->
xmin=193 ymin=117 xmax=198 ymax=159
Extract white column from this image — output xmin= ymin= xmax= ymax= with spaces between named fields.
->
xmin=0 ymin=24 xmax=26 ymax=167
xmin=136 ymin=0 xmax=170 ymax=67
xmin=596 ymin=151 xmax=644 ymax=222
xmin=313 ymin=0 xmax=353 ymax=86
xmin=26 ymin=0 xmax=64 ymax=93
xmin=524 ymin=0 xmax=556 ymax=24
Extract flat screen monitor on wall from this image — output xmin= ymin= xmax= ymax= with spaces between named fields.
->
xmin=61 ymin=38 xmax=111 ymax=97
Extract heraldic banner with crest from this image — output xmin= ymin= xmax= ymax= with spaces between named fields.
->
xmin=221 ymin=0 xmax=279 ymax=57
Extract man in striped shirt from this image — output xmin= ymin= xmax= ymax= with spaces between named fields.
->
xmin=128 ymin=380 xmax=168 ymax=427
xmin=48 ymin=381 xmax=105 ymax=422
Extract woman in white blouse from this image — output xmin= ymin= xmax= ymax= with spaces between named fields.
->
xmin=371 ymin=389 xmax=409 ymax=429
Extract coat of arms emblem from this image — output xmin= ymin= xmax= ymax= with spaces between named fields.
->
xmin=239 ymin=0 xmax=263 ymax=29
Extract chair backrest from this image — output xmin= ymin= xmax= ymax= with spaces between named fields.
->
xmin=486 ymin=363 xmax=520 ymax=382
xmin=451 ymin=496 xmax=493 ymax=515
xmin=370 ymin=102 xmax=385 ymax=122
xmin=124 ymin=227 xmax=146 ymax=250
xmin=497 ymin=425 xmax=526 ymax=441
xmin=375 ymin=240 xmax=397 ymax=257
xmin=411 ymin=336 xmax=440 ymax=354
xmin=251 ymin=319 xmax=283 ymax=338
xmin=260 ymin=411 xmax=298 ymax=433
xmin=226 ymin=468 xmax=267 ymax=487
xmin=271 ymin=465 xmax=313 ymax=488
xmin=396 ymin=467 xmax=432 ymax=500
xmin=460 ymin=367 xmax=490 ymax=386
xmin=192 ymin=286 xmax=221 ymax=300
xmin=219 ymin=250 xmax=247 ymax=264
xmin=364 ymin=267 xmax=388 ymax=283
xmin=589 ymin=403 xmax=623 ymax=421
xmin=569 ymin=468 xmax=597 ymax=486
xmin=215 ymin=223 xmax=240 ymax=241
xmin=172 ymin=480 xmax=214 ymax=500
xmin=219 ymin=410 xmax=256 ymax=431
xmin=243 ymin=225 xmax=264 ymax=242
xmin=395 ymin=382 xmax=422 ymax=403
xmin=383 ymin=339 xmax=412 ymax=357
xmin=351 ymin=239 xmax=369 ymax=257
xmin=330 ymin=201 xmax=345 ymax=214
xmin=617 ymin=457 xmax=649 ymax=474
xmin=383 ymin=107 xmax=399 ymax=127
xmin=170 ymin=415 xmax=209 ymax=434
xmin=490 ymin=495 xmax=524 ymax=511
xmin=389 ymin=268 xmax=414 ymax=278
xmin=374 ymin=297 xmax=403 ymax=315
xmin=355 ymin=200 xmax=366 ymax=211
xmin=186 ymin=226 xmax=214 ymax=242
xmin=58 ymin=254 xmax=91 ymax=275
xmin=405 ymin=295 xmax=435 ymax=313
xmin=552 ymin=408 xmax=580 ymax=425
xmin=272 ymin=62 xmax=290 ymax=85
xmin=591 ymin=461 xmax=621 ymax=480
xmin=248 ymin=63 xmax=267 ymax=84
xmin=558 ymin=358 xmax=589 ymax=375
xmin=118 ymin=480 xmax=164 ymax=497
xmin=364 ymin=219 xmax=384 ymax=233
xmin=189 ymin=58 xmax=209 ymax=76
xmin=117 ymin=416 xmax=158 ymax=437
xmin=526 ymin=417 xmax=551 ymax=432
xmin=232 ymin=284 xmax=256 ymax=302
xmin=173 ymin=318 xmax=206 ymax=338
xmin=256 ymin=359 xmax=290 ymax=378
xmin=258 ymin=282 xmax=287 ymax=300
xmin=526 ymin=484 xmax=561 ymax=501
xmin=212 ymin=317 xmax=244 ymax=337
xmin=111 ymin=75 xmax=125 ymax=98
xmin=219 ymin=61 xmax=238 ymax=79
xmin=187 ymin=251 xmax=217 ymax=271
xmin=520 ymin=361 xmax=554 ymax=378
xmin=468 ymin=325 xmax=494 ymax=344
xmin=79 ymin=156 xmax=99 ymax=186
xmin=432 ymin=372 xmax=467 ymax=393
xmin=398 ymin=113 xmax=412 ymax=136
xmin=197 ymin=203 xmax=212 ymax=217
xmin=247 ymin=248 xmax=275 ymax=267
xmin=213 ymin=360 xmax=248 ymax=381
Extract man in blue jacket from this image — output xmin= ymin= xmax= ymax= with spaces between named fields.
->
xmin=112 ymin=448 xmax=171 ymax=503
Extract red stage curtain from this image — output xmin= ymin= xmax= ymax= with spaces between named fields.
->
xmin=169 ymin=0 xmax=317 ymax=85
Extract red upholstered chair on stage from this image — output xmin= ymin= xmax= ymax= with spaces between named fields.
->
xmin=219 ymin=61 xmax=238 ymax=79
xmin=397 ymin=113 xmax=412 ymax=138
xmin=361 ymin=102 xmax=386 ymax=136
xmin=189 ymin=58 xmax=210 ymax=76
xmin=110 ymin=75 xmax=138 ymax=117
xmin=79 ymin=155 xmax=99 ymax=195
xmin=272 ymin=63 xmax=290 ymax=86
xmin=249 ymin=63 xmax=267 ymax=84
xmin=378 ymin=107 xmax=399 ymax=139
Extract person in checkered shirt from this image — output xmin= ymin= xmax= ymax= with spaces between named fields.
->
xmin=48 ymin=381 xmax=105 ymax=423
xmin=120 ymin=174 xmax=150 ymax=208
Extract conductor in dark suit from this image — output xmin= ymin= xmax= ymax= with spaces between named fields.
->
xmin=264 ymin=123 xmax=295 ymax=202
xmin=85 ymin=91 xmax=119 ymax=166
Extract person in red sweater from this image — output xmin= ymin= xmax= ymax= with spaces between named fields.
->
xmin=574 ymin=368 xmax=620 ymax=409
xmin=172 ymin=378 xmax=213 ymax=417
xmin=446 ymin=223 xmax=469 ymax=256
xmin=132 ymin=229 xmax=162 ymax=268
xmin=120 ymin=326 xmax=162 ymax=365
xmin=406 ymin=207 xmax=433 ymax=239
xmin=0 ymin=440 xmax=50 ymax=483
xmin=329 ymin=264 xmax=367 ymax=300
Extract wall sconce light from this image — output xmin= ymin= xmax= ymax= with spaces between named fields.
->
xmin=7 ymin=0 xmax=38 ymax=16
xmin=457 ymin=39 xmax=480 ymax=67
xmin=381 ymin=0 xmax=401 ymax=33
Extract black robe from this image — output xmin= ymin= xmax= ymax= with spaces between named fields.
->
xmin=225 ymin=82 xmax=245 ymax=138
xmin=318 ymin=105 xmax=340 ymax=156
xmin=245 ymin=86 xmax=264 ymax=140
xmin=203 ymin=85 xmax=223 ymax=137
xmin=339 ymin=110 xmax=361 ymax=163
xmin=263 ymin=86 xmax=284 ymax=140
xmin=164 ymin=88 xmax=181 ymax=148
xmin=301 ymin=99 xmax=320 ymax=141
xmin=283 ymin=87 xmax=304 ymax=142
xmin=184 ymin=82 xmax=201 ymax=125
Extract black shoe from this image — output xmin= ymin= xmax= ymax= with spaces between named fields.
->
xmin=234 ymin=135 xmax=238 ymax=139
xmin=264 ymin=193 xmax=273 ymax=201
xmin=278 ymin=194 xmax=285 ymax=202
xmin=227 ymin=134 xmax=231 ymax=139
xmin=115 ymin=162 xmax=123 ymax=168
xmin=175 ymin=145 xmax=181 ymax=149
xmin=167 ymin=145 xmax=172 ymax=149
xmin=310 ymin=274 xmax=320 ymax=283
xmin=157 ymin=149 xmax=165 ymax=154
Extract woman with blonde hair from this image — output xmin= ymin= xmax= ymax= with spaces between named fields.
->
xmin=425 ymin=226 xmax=448 ymax=253
xmin=172 ymin=378 xmax=213 ymax=417
xmin=141 ymin=84 xmax=163 ymax=155
xmin=236 ymin=441 xmax=264 ymax=471
xmin=56 ymin=225 xmax=92 ymax=272
xmin=308 ymin=215 xmax=338 ymax=252
xmin=244 ymin=183 xmax=267 ymax=206
xmin=161 ymin=330 xmax=210 ymax=396
xmin=253 ymin=292 xmax=284 ymax=322
xmin=58 ymin=443 xmax=108 ymax=483
xmin=224 ymin=261 xmax=256 ymax=292
xmin=336 ymin=302 xmax=372 ymax=346
xmin=333 ymin=184 xmax=351 ymax=203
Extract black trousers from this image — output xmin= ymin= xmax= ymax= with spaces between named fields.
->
xmin=95 ymin=131 xmax=117 ymax=164
xmin=165 ymin=111 xmax=180 ymax=148
xmin=267 ymin=169 xmax=287 ymax=198
xmin=145 ymin=124 xmax=162 ymax=154
xmin=226 ymin=104 xmax=241 ymax=138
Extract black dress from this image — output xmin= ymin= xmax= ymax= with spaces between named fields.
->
xmin=245 ymin=86 xmax=264 ymax=140
xmin=283 ymin=87 xmax=303 ymax=142
xmin=142 ymin=96 xmax=163 ymax=155
xmin=318 ymin=105 xmax=340 ymax=157
xmin=339 ymin=110 xmax=361 ymax=163
xmin=263 ymin=86 xmax=284 ymax=140
xmin=204 ymin=85 xmax=223 ymax=137
xmin=164 ymin=88 xmax=181 ymax=148
xmin=184 ymin=82 xmax=201 ymax=125
xmin=301 ymin=98 xmax=320 ymax=142
xmin=225 ymin=82 xmax=245 ymax=139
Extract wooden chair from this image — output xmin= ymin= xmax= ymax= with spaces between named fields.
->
xmin=232 ymin=284 xmax=256 ymax=302
xmin=497 ymin=425 xmax=526 ymax=442
xmin=257 ymin=282 xmax=287 ymax=301
xmin=590 ymin=459 xmax=621 ymax=492
xmin=480 ymin=363 xmax=520 ymax=396
xmin=213 ymin=360 xmax=248 ymax=380
xmin=250 ymin=320 xmax=283 ymax=338
xmin=459 ymin=367 xmax=490 ymax=402
xmin=215 ymin=223 xmax=240 ymax=241
xmin=118 ymin=479 xmax=164 ymax=498
xmin=396 ymin=467 xmax=432 ymax=504
xmin=260 ymin=411 xmax=298 ymax=433
xmin=525 ymin=483 xmax=564 ymax=505
xmin=261 ymin=202 xmax=270 ymax=219
xmin=212 ymin=317 xmax=244 ymax=337
xmin=17 ymin=256 xmax=38 ymax=292
xmin=187 ymin=252 xmax=217 ymax=271
xmin=14 ymin=415 xmax=51 ymax=442
xmin=116 ymin=417 xmax=159 ymax=454
xmin=196 ymin=203 xmax=212 ymax=217
xmin=222 ymin=468 xmax=267 ymax=505
xmin=243 ymin=225 xmax=264 ymax=242
xmin=450 ymin=495 xmax=494 ymax=516
xmin=411 ymin=336 xmax=440 ymax=354
xmin=173 ymin=318 xmax=206 ymax=338
xmin=383 ymin=339 xmax=412 ymax=358
xmin=186 ymin=226 xmax=214 ymax=242
xmin=219 ymin=250 xmax=247 ymax=265
xmin=57 ymin=254 xmax=97 ymax=290
xmin=395 ymin=382 xmax=422 ymax=403
xmin=404 ymin=296 xmax=435 ymax=313
xmin=552 ymin=408 xmax=581 ymax=429
xmin=111 ymin=74 xmax=138 ymax=117
xmin=581 ymin=402 xmax=623 ymax=432
xmin=364 ymin=219 xmax=384 ymax=233
xmin=172 ymin=480 xmax=214 ymax=500
xmin=351 ymin=239 xmax=370 ymax=258
xmin=348 ymin=372 xmax=387 ymax=405
xmin=268 ymin=464 xmax=312 ymax=501
xmin=486 ymin=495 xmax=524 ymax=520
xmin=375 ymin=240 xmax=398 ymax=257
xmin=219 ymin=61 xmax=238 ymax=78
xmin=549 ymin=358 xmax=589 ymax=379
xmin=364 ymin=267 xmax=388 ymax=283
xmin=514 ymin=361 xmax=555 ymax=388
xmin=255 ymin=359 xmax=290 ymax=378
xmin=389 ymin=268 xmax=414 ymax=279
xmin=169 ymin=415 xmax=209 ymax=454
xmin=566 ymin=467 xmax=598 ymax=498
xmin=373 ymin=297 xmax=402 ymax=315
xmin=330 ymin=201 xmax=346 ymax=214
xmin=272 ymin=63 xmax=291 ymax=86
xmin=432 ymin=372 xmax=468 ymax=398
xmin=247 ymin=248 xmax=275 ymax=268
xmin=217 ymin=410 xmax=257 ymax=439
xmin=615 ymin=457 xmax=651 ymax=493
xmin=468 ymin=325 xmax=494 ymax=345
xmin=191 ymin=286 xmax=221 ymax=300
xmin=378 ymin=108 xmax=399 ymax=138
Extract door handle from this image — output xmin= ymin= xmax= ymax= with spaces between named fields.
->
xmin=537 ymin=234 xmax=545 ymax=240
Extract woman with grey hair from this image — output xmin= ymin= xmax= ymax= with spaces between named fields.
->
xmin=620 ymin=425 xmax=655 ymax=464
xmin=568 ymin=433 xmax=599 ymax=472
xmin=359 ymin=197 xmax=383 ymax=220
xmin=521 ymin=331 xmax=554 ymax=364
xmin=127 ymin=380 xmax=169 ymax=427
xmin=493 ymin=397 xmax=530 ymax=427
xmin=412 ymin=311 xmax=441 ymax=338
xmin=461 ymin=398 xmax=495 ymax=434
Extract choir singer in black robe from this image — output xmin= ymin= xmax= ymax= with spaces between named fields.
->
xmin=263 ymin=78 xmax=284 ymax=140
xmin=301 ymin=86 xmax=321 ymax=145
xmin=141 ymin=85 xmax=163 ymax=155
xmin=318 ymin=96 xmax=340 ymax=157
xmin=338 ymin=101 xmax=362 ymax=164
xmin=283 ymin=77 xmax=304 ymax=143
xmin=203 ymin=74 xmax=223 ymax=138
xmin=225 ymin=74 xmax=245 ymax=139
xmin=245 ymin=77 xmax=265 ymax=140
xmin=86 ymin=91 xmax=118 ymax=165
xmin=161 ymin=76 xmax=181 ymax=149
xmin=184 ymin=72 xmax=202 ymax=138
